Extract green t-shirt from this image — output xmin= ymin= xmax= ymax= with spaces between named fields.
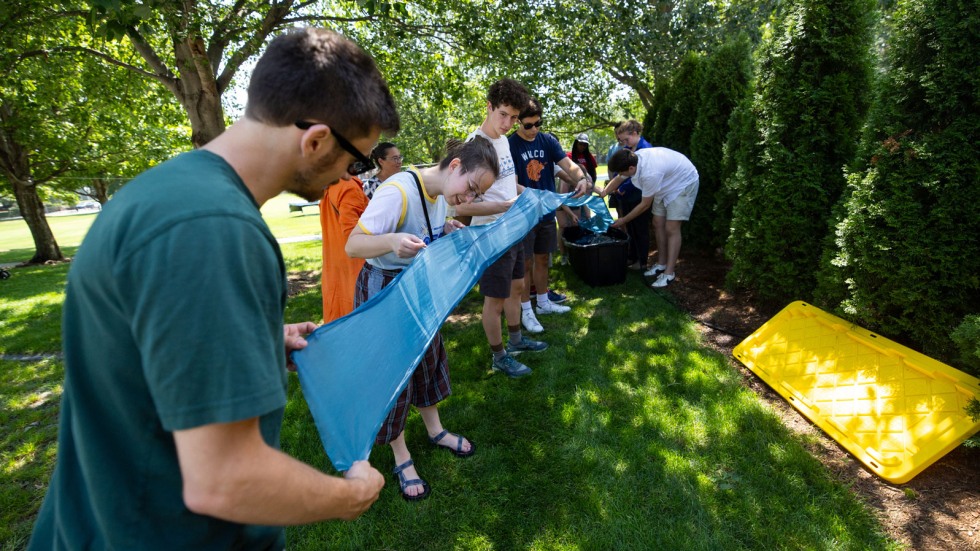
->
xmin=30 ymin=150 xmax=289 ymax=550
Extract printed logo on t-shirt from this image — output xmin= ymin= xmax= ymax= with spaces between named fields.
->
xmin=525 ymin=159 xmax=544 ymax=183
xmin=499 ymin=155 xmax=515 ymax=180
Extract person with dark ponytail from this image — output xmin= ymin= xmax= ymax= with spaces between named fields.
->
xmin=362 ymin=142 xmax=403 ymax=199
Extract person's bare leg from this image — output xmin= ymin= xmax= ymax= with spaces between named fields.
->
xmin=533 ymin=253 xmax=549 ymax=295
xmin=664 ymin=220 xmax=684 ymax=274
xmin=522 ymin=264 xmax=533 ymax=302
xmin=419 ymin=405 xmax=472 ymax=453
xmin=653 ymin=215 xmax=668 ymax=267
xmin=504 ymin=278 xmax=523 ymax=326
xmin=390 ymin=432 xmax=424 ymax=497
xmin=482 ymin=296 xmax=505 ymax=346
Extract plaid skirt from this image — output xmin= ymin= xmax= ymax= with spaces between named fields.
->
xmin=354 ymin=263 xmax=452 ymax=445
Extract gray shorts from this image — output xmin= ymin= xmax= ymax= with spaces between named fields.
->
xmin=652 ymin=178 xmax=699 ymax=221
xmin=523 ymin=219 xmax=558 ymax=257
xmin=479 ymin=243 xmax=525 ymax=298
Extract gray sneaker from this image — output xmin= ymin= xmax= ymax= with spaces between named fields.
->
xmin=491 ymin=354 xmax=532 ymax=378
xmin=505 ymin=337 xmax=549 ymax=355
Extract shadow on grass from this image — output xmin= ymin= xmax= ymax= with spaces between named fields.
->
xmin=0 ymin=263 xmax=71 ymax=355
xmin=281 ymin=269 xmax=896 ymax=550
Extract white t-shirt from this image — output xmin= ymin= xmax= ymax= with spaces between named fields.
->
xmin=633 ymin=147 xmax=699 ymax=206
xmin=356 ymin=169 xmax=448 ymax=270
xmin=466 ymin=128 xmax=517 ymax=226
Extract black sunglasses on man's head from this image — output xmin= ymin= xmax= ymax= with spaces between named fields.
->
xmin=522 ymin=120 xmax=543 ymax=130
xmin=294 ymin=121 xmax=375 ymax=175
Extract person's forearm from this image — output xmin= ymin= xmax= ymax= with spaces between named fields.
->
xmin=603 ymin=175 xmax=625 ymax=196
xmin=455 ymin=200 xmax=511 ymax=217
xmin=618 ymin=196 xmax=654 ymax=225
xmin=176 ymin=420 xmax=383 ymax=525
xmin=185 ymin=444 xmax=378 ymax=524
xmin=346 ymin=232 xmax=395 ymax=259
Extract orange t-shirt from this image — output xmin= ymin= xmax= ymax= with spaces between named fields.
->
xmin=320 ymin=178 xmax=368 ymax=324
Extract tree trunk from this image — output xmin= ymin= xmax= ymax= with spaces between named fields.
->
xmin=11 ymin=176 xmax=64 ymax=263
xmin=91 ymin=177 xmax=110 ymax=204
xmin=0 ymin=103 xmax=64 ymax=263
xmin=170 ymin=36 xmax=226 ymax=148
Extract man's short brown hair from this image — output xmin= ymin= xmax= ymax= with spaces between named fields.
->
xmin=486 ymin=79 xmax=531 ymax=112
xmin=607 ymin=149 xmax=639 ymax=173
xmin=245 ymin=28 xmax=399 ymax=140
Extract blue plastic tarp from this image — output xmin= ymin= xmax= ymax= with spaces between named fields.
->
xmin=291 ymin=189 xmax=613 ymax=470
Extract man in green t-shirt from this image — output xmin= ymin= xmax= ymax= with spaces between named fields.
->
xmin=29 ymin=28 xmax=399 ymax=550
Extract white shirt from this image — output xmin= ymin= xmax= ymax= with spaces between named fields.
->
xmin=466 ymin=128 xmax=517 ymax=226
xmin=356 ymin=170 xmax=448 ymax=270
xmin=633 ymin=148 xmax=699 ymax=206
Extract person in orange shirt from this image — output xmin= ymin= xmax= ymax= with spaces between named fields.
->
xmin=320 ymin=177 xmax=369 ymax=323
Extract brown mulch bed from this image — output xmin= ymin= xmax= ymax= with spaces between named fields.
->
xmin=665 ymin=249 xmax=980 ymax=550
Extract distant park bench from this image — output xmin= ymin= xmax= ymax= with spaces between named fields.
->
xmin=288 ymin=201 xmax=320 ymax=214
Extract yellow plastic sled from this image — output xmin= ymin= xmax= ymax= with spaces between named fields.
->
xmin=733 ymin=301 xmax=980 ymax=483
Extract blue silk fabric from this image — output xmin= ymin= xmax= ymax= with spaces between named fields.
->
xmin=292 ymin=189 xmax=613 ymax=470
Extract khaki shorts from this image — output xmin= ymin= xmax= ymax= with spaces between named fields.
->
xmin=652 ymin=178 xmax=699 ymax=221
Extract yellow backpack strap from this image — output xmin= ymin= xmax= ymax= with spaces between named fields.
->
xmin=374 ymin=180 xmax=408 ymax=228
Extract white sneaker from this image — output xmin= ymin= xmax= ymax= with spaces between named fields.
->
xmin=521 ymin=309 xmax=544 ymax=333
xmin=644 ymin=264 xmax=667 ymax=277
xmin=651 ymin=273 xmax=675 ymax=288
xmin=535 ymin=301 xmax=571 ymax=314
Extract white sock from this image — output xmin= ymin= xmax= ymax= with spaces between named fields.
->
xmin=521 ymin=301 xmax=533 ymax=312
xmin=537 ymin=293 xmax=550 ymax=306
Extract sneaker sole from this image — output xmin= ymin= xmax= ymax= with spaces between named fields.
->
xmin=506 ymin=345 xmax=548 ymax=355
xmin=491 ymin=366 xmax=532 ymax=378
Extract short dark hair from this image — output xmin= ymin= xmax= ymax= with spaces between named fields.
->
xmin=245 ymin=28 xmax=400 ymax=139
xmin=370 ymin=142 xmax=397 ymax=162
xmin=440 ymin=136 xmax=499 ymax=178
xmin=486 ymin=79 xmax=531 ymax=111
xmin=519 ymin=97 xmax=542 ymax=120
xmin=607 ymin=149 xmax=638 ymax=173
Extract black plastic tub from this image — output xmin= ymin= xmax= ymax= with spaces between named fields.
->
xmin=561 ymin=226 xmax=630 ymax=287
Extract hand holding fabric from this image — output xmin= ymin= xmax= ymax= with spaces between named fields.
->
xmin=389 ymin=233 xmax=427 ymax=258
xmin=284 ymin=322 xmax=318 ymax=372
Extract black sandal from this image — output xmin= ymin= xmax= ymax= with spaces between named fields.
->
xmin=429 ymin=429 xmax=476 ymax=458
xmin=392 ymin=459 xmax=430 ymax=501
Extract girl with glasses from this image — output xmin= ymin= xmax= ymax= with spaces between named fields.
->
xmin=362 ymin=142 xmax=403 ymax=199
xmin=344 ymin=137 xmax=498 ymax=501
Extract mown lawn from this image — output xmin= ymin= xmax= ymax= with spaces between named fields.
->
xmin=0 ymin=236 xmax=898 ymax=550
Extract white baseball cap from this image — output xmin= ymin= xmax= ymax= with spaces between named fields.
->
xmin=575 ymin=133 xmax=589 ymax=144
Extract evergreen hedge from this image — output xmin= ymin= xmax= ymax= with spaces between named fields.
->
xmin=723 ymin=0 xmax=874 ymax=304
xmin=821 ymin=0 xmax=980 ymax=364
xmin=688 ymin=36 xmax=753 ymax=250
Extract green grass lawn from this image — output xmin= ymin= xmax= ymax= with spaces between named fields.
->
xmin=0 ymin=193 xmax=322 ymax=264
xmin=0 ymin=211 xmax=898 ymax=549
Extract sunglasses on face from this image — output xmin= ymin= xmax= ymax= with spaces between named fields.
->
xmin=294 ymin=121 xmax=375 ymax=175
xmin=522 ymin=120 xmax=543 ymax=130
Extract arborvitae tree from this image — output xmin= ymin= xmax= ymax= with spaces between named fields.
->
xmin=724 ymin=0 xmax=875 ymax=304
xmin=658 ymin=52 xmax=702 ymax=156
xmin=822 ymin=0 xmax=980 ymax=362
xmin=646 ymin=79 xmax=671 ymax=144
xmin=688 ymin=35 xmax=753 ymax=250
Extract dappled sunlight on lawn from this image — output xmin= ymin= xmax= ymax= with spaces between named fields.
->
xmin=0 ymin=359 xmax=63 ymax=545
